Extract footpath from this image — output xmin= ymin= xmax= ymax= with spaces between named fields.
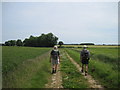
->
xmin=45 ymin=63 xmax=63 ymax=88
xmin=65 ymin=51 xmax=103 ymax=88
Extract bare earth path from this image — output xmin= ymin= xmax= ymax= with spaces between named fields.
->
xmin=45 ymin=63 xmax=63 ymax=88
xmin=65 ymin=51 xmax=103 ymax=88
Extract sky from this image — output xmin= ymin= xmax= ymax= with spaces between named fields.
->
xmin=2 ymin=1 xmax=118 ymax=44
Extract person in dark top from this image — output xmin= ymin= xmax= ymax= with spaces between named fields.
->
xmin=50 ymin=46 xmax=60 ymax=74
xmin=80 ymin=45 xmax=90 ymax=76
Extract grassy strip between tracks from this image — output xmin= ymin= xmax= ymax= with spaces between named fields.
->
xmin=60 ymin=49 xmax=89 ymax=88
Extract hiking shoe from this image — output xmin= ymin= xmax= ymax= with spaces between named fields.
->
xmin=54 ymin=70 xmax=56 ymax=73
xmin=52 ymin=70 xmax=54 ymax=74
xmin=85 ymin=71 xmax=88 ymax=76
xmin=81 ymin=69 xmax=83 ymax=73
xmin=85 ymin=73 xmax=87 ymax=76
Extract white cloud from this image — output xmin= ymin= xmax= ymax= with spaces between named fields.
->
xmin=2 ymin=0 xmax=119 ymax=2
xmin=2 ymin=2 xmax=118 ymax=44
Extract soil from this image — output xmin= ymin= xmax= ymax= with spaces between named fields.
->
xmin=45 ymin=64 xmax=63 ymax=88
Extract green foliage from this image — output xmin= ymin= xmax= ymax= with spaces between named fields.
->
xmin=60 ymin=50 xmax=89 ymax=88
xmin=58 ymin=41 xmax=64 ymax=47
xmin=4 ymin=33 xmax=58 ymax=47
xmin=23 ymin=33 xmax=58 ymax=47
xmin=5 ymin=40 xmax=16 ymax=46
xmin=16 ymin=39 xmax=23 ymax=46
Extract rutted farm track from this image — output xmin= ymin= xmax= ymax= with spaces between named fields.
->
xmin=45 ymin=64 xmax=63 ymax=88
xmin=45 ymin=49 xmax=103 ymax=88
xmin=65 ymin=51 xmax=103 ymax=88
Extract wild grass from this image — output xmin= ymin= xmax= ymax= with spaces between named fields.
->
xmin=89 ymin=59 xmax=118 ymax=88
xmin=2 ymin=46 xmax=51 ymax=88
xmin=2 ymin=46 xmax=50 ymax=75
xmin=65 ymin=48 xmax=119 ymax=88
xmin=73 ymin=47 xmax=119 ymax=70
xmin=60 ymin=49 xmax=89 ymax=88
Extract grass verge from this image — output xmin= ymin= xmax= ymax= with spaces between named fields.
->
xmin=3 ymin=46 xmax=51 ymax=88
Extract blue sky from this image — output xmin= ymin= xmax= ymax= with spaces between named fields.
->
xmin=2 ymin=2 xmax=118 ymax=44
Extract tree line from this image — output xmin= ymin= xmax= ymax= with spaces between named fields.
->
xmin=4 ymin=33 xmax=63 ymax=47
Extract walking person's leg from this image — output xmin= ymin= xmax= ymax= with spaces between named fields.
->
xmin=81 ymin=63 xmax=84 ymax=73
xmin=54 ymin=64 xmax=58 ymax=73
xmin=52 ymin=64 xmax=55 ymax=74
xmin=54 ymin=59 xmax=59 ymax=73
xmin=85 ymin=64 xmax=88 ymax=76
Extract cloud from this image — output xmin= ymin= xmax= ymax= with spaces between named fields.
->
xmin=2 ymin=2 xmax=118 ymax=44
xmin=2 ymin=0 xmax=120 ymax=2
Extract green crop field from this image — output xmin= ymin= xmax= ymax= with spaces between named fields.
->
xmin=61 ymin=45 xmax=118 ymax=48
xmin=2 ymin=46 xmax=51 ymax=88
xmin=65 ymin=46 xmax=119 ymax=88
xmin=2 ymin=45 xmax=119 ymax=88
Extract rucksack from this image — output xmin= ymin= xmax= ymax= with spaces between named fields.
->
xmin=81 ymin=50 xmax=89 ymax=60
xmin=51 ymin=50 xmax=59 ymax=60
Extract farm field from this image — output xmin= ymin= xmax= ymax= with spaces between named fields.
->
xmin=61 ymin=45 xmax=118 ymax=48
xmin=2 ymin=45 xmax=119 ymax=88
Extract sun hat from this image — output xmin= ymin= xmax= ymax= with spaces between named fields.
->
xmin=54 ymin=46 xmax=58 ymax=49
xmin=83 ymin=45 xmax=87 ymax=48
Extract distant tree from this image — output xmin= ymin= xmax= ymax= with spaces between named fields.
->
xmin=5 ymin=40 xmax=16 ymax=46
xmin=23 ymin=33 xmax=58 ymax=47
xmin=5 ymin=33 xmax=58 ymax=47
xmin=80 ymin=43 xmax=94 ymax=45
xmin=58 ymin=41 xmax=64 ymax=47
xmin=16 ymin=39 xmax=23 ymax=46
xmin=23 ymin=38 xmax=30 ymax=46
xmin=5 ymin=41 xmax=11 ymax=46
xmin=29 ymin=35 xmax=38 ymax=47
xmin=10 ymin=40 xmax=16 ymax=46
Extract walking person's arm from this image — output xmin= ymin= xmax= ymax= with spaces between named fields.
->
xmin=58 ymin=50 xmax=60 ymax=62
xmin=50 ymin=55 xmax=52 ymax=63
xmin=88 ymin=51 xmax=90 ymax=60
xmin=80 ymin=51 xmax=82 ymax=62
xmin=58 ymin=55 xmax=60 ymax=62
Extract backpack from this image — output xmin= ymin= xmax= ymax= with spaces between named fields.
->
xmin=51 ymin=50 xmax=59 ymax=60
xmin=81 ymin=50 xmax=89 ymax=60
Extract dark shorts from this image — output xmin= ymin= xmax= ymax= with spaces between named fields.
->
xmin=82 ymin=59 xmax=89 ymax=64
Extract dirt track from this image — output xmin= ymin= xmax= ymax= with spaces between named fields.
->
xmin=45 ymin=50 xmax=103 ymax=88
xmin=65 ymin=51 xmax=103 ymax=88
xmin=45 ymin=63 xmax=63 ymax=88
